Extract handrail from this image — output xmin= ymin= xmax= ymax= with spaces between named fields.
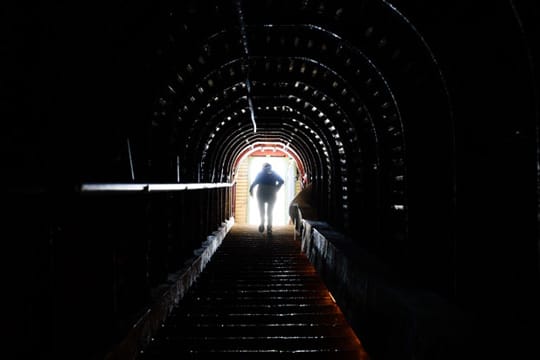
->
xmin=80 ymin=182 xmax=234 ymax=193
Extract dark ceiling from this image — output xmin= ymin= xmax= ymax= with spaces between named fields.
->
xmin=2 ymin=1 xmax=540 ymax=358
xmin=2 ymin=0 xmax=539 ymax=246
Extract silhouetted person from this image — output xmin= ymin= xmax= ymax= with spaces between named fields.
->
xmin=249 ymin=162 xmax=284 ymax=235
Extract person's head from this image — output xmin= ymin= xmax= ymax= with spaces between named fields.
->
xmin=263 ymin=162 xmax=272 ymax=173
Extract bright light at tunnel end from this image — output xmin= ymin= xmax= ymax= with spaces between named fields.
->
xmin=247 ymin=155 xmax=296 ymax=226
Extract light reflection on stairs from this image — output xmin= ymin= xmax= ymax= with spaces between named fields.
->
xmin=138 ymin=225 xmax=370 ymax=359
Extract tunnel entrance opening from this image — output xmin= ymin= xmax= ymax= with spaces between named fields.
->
xmin=233 ymin=144 xmax=302 ymax=225
xmin=246 ymin=155 xmax=297 ymax=226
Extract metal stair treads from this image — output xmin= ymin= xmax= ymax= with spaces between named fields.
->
xmin=138 ymin=225 xmax=369 ymax=360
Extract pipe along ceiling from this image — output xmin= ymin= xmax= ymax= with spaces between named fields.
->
xmin=147 ymin=0 xmax=455 ymax=238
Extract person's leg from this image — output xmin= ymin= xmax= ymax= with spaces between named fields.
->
xmin=266 ymin=197 xmax=275 ymax=234
xmin=257 ymin=198 xmax=265 ymax=232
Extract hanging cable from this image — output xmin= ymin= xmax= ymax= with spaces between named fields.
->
xmin=234 ymin=0 xmax=257 ymax=133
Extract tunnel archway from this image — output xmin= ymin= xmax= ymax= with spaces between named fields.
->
xmin=232 ymin=142 xmax=305 ymax=182
xmin=145 ymin=0 xmax=459 ymax=247
xmin=231 ymin=142 xmax=304 ymax=225
xmin=6 ymin=1 xmax=540 ymax=359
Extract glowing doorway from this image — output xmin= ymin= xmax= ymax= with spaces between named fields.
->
xmin=247 ymin=156 xmax=296 ymax=226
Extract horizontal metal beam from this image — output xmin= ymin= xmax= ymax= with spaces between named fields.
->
xmin=80 ymin=183 xmax=233 ymax=193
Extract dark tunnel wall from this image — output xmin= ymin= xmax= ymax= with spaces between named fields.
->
xmin=2 ymin=1 xmax=540 ymax=359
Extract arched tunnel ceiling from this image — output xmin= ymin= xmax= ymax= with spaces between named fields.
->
xmin=2 ymin=0 xmax=537 ymax=284
xmin=3 ymin=3 xmax=539 ymax=357
xmin=149 ymin=0 xmax=455 ymax=233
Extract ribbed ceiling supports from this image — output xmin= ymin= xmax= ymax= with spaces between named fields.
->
xmin=148 ymin=0 xmax=454 ymax=239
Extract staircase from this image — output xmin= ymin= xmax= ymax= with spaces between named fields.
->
xmin=137 ymin=225 xmax=369 ymax=359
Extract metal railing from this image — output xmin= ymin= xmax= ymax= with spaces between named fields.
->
xmin=10 ymin=182 xmax=235 ymax=358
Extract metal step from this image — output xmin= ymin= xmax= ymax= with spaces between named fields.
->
xmin=137 ymin=225 xmax=369 ymax=360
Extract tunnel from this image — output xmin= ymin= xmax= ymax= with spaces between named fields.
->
xmin=3 ymin=1 xmax=540 ymax=359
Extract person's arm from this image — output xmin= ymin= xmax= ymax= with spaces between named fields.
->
xmin=249 ymin=175 xmax=259 ymax=196
xmin=275 ymin=174 xmax=284 ymax=189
